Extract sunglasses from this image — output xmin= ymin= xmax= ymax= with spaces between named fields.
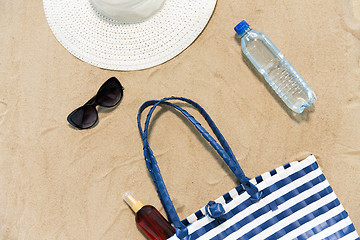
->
xmin=67 ymin=77 xmax=123 ymax=129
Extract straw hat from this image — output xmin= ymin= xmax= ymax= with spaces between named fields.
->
xmin=43 ymin=0 xmax=217 ymax=71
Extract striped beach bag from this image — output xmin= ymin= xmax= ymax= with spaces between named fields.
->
xmin=137 ymin=97 xmax=359 ymax=240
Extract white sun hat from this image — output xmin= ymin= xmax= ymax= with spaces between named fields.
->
xmin=43 ymin=0 xmax=217 ymax=71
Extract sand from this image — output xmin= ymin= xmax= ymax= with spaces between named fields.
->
xmin=0 ymin=1 xmax=359 ymax=239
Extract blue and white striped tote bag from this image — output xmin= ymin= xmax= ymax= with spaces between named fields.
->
xmin=138 ymin=97 xmax=359 ymax=240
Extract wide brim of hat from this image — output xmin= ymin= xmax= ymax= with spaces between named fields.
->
xmin=43 ymin=0 xmax=217 ymax=71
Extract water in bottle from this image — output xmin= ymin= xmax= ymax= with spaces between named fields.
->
xmin=234 ymin=20 xmax=316 ymax=113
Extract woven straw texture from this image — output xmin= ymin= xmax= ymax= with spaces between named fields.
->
xmin=168 ymin=155 xmax=359 ymax=240
xmin=43 ymin=0 xmax=217 ymax=71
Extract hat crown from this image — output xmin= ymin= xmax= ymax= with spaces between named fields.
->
xmin=90 ymin=0 xmax=165 ymax=23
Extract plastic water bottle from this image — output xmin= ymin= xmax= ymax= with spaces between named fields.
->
xmin=234 ymin=20 xmax=316 ymax=113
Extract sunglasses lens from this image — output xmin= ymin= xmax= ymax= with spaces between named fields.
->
xmin=67 ymin=105 xmax=98 ymax=129
xmin=96 ymin=77 xmax=123 ymax=107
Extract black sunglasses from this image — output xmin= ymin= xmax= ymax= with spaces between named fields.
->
xmin=67 ymin=77 xmax=123 ymax=129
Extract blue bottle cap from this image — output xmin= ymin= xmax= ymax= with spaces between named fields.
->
xmin=234 ymin=20 xmax=250 ymax=37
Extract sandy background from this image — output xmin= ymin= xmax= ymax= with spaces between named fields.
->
xmin=0 ymin=0 xmax=359 ymax=239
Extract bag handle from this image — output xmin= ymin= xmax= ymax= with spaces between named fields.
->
xmin=138 ymin=97 xmax=247 ymax=180
xmin=137 ymin=97 xmax=260 ymax=238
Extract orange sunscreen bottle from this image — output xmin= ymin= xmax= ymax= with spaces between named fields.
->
xmin=123 ymin=192 xmax=175 ymax=240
